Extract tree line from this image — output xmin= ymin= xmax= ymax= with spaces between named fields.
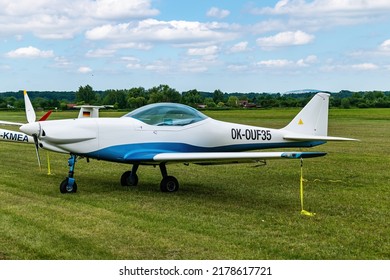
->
xmin=1 ymin=85 xmax=389 ymax=110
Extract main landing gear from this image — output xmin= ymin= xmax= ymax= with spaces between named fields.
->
xmin=120 ymin=162 xmax=179 ymax=193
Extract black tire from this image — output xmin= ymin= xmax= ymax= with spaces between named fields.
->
xmin=120 ymin=171 xmax=139 ymax=186
xmin=160 ymin=176 xmax=179 ymax=192
xmin=59 ymin=178 xmax=78 ymax=193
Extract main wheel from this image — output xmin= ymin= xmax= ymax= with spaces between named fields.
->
xmin=160 ymin=176 xmax=179 ymax=192
xmin=60 ymin=178 xmax=78 ymax=193
xmin=120 ymin=171 xmax=139 ymax=186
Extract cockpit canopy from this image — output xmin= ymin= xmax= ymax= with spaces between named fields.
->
xmin=123 ymin=103 xmax=208 ymax=126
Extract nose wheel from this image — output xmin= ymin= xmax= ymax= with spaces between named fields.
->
xmin=60 ymin=154 xmax=78 ymax=193
xmin=121 ymin=164 xmax=139 ymax=186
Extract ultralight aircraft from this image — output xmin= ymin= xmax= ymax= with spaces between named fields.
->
xmin=1 ymin=91 xmax=357 ymax=193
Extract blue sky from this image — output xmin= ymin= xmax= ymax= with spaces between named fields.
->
xmin=1 ymin=0 xmax=390 ymax=93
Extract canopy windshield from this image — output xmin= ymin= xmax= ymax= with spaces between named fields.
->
xmin=123 ymin=103 xmax=208 ymax=126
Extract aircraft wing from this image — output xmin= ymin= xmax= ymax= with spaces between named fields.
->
xmin=283 ymin=134 xmax=359 ymax=141
xmin=0 ymin=120 xmax=24 ymax=126
xmin=150 ymin=151 xmax=326 ymax=165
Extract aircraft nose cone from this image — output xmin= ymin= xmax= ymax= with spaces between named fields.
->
xmin=20 ymin=122 xmax=40 ymax=136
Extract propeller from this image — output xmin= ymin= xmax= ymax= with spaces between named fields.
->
xmin=23 ymin=90 xmax=41 ymax=169
xmin=24 ymin=90 xmax=36 ymax=123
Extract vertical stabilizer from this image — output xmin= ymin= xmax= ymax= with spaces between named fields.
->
xmin=283 ymin=93 xmax=329 ymax=136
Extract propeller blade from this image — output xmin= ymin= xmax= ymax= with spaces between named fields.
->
xmin=32 ymin=134 xmax=42 ymax=170
xmin=24 ymin=90 xmax=36 ymax=123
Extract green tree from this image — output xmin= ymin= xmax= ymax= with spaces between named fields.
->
xmin=127 ymin=96 xmax=147 ymax=109
xmin=147 ymin=84 xmax=181 ymax=103
xmin=76 ymin=85 xmax=96 ymax=104
xmin=213 ymin=89 xmax=224 ymax=103
xmin=103 ymin=89 xmax=127 ymax=109
xmin=204 ymin=97 xmax=216 ymax=108
xmin=182 ymin=89 xmax=203 ymax=106
xmin=227 ymin=96 xmax=239 ymax=107
xmin=341 ymin=98 xmax=351 ymax=109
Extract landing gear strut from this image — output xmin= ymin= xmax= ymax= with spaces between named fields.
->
xmin=60 ymin=154 xmax=78 ymax=193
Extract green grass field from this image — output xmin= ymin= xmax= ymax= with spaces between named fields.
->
xmin=0 ymin=108 xmax=389 ymax=260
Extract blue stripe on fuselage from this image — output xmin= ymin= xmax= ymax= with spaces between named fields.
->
xmin=82 ymin=141 xmax=326 ymax=163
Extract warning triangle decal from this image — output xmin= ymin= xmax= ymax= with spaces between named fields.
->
xmin=298 ymin=119 xmax=304 ymax=125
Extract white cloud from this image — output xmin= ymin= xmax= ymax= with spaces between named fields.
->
xmin=0 ymin=0 xmax=159 ymax=39
xmin=145 ymin=60 xmax=170 ymax=72
xmin=206 ymin=7 xmax=230 ymax=19
xmin=257 ymin=55 xmax=317 ymax=69
xmin=122 ymin=56 xmax=142 ymax=69
xmin=86 ymin=49 xmax=116 ymax=58
xmin=297 ymin=55 xmax=318 ymax=66
xmin=379 ymin=39 xmax=390 ymax=52
xmin=256 ymin=30 xmax=314 ymax=49
xmin=250 ymin=0 xmax=390 ymax=32
xmin=85 ymin=19 xmax=238 ymax=44
xmin=320 ymin=62 xmax=380 ymax=72
xmin=351 ymin=63 xmax=379 ymax=70
xmin=256 ymin=0 xmax=390 ymax=16
xmin=92 ymin=0 xmax=159 ymax=19
xmin=257 ymin=59 xmax=294 ymax=68
xmin=78 ymin=66 xmax=92 ymax=73
xmin=109 ymin=42 xmax=153 ymax=50
xmin=52 ymin=56 xmax=72 ymax=68
xmin=229 ymin=41 xmax=249 ymax=53
xmin=5 ymin=46 xmax=54 ymax=58
xmin=187 ymin=46 xmax=219 ymax=56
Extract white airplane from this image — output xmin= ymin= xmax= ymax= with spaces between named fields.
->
xmin=2 ymin=91 xmax=357 ymax=193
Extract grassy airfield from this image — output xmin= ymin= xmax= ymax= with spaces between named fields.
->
xmin=0 ymin=108 xmax=389 ymax=260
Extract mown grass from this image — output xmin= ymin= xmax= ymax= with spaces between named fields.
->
xmin=0 ymin=108 xmax=389 ymax=260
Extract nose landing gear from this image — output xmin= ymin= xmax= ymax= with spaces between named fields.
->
xmin=60 ymin=154 xmax=78 ymax=193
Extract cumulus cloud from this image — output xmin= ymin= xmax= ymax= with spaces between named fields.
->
xmin=6 ymin=46 xmax=54 ymax=58
xmin=92 ymin=0 xmax=159 ymax=19
xmin=257 ymin=59 xmax=294 ymax=68
xmin=256 ymin=30 xmax=314 ymax=49
xmin=379 ymin=39 xmax=390 ymax=52
xmin=85 ymin=19 xmax=238 ymax=44
xmin=351 ymin=63 xmax=379 ymax=70
xmin=257 ymin=55 xmax=317 ymax=68
xmin=187 ymin=46 xmax=219 ymax=56
xmin=78 ymin=66 xmax=92 ymax=73
xmin=86 ymin=48 xmax=116 ymax=58
xmin=0 ymin=0 xmax=159 ymax=39
xmin=250 ymin=0 xmax=390 ymax=32
xmin=229 ymin=41 xmax=249 ymax=53
xmin=255 ymin=0 xmax=390 ymax=16
xmin=206 ymin=7 xmax=230 ymax=19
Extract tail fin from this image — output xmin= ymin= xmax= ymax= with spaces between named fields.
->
xmin=282 ymin=93 xmax=358 ymax=141
xmin=283 ymin=92 xmax=329 ymax=136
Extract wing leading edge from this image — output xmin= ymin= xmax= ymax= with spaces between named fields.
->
xmin=152 ymin=151 xmax=326 ymax=164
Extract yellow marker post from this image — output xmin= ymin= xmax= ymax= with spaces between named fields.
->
xmin=46 ymin=152 xmax=52 ymax=175
xmin=300 ymin=158 xmax=316 ymax=217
